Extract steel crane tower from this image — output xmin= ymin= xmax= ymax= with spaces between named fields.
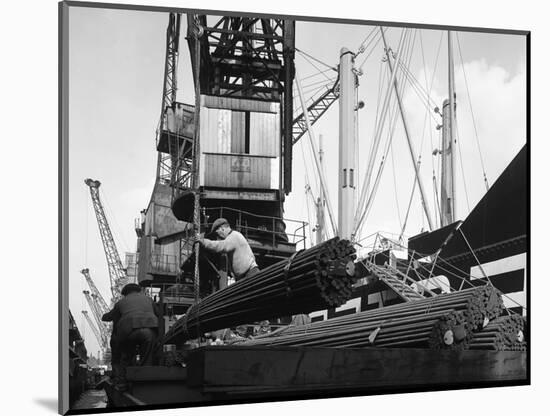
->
xmin=85 ymin=178 xmax=129 ymax=299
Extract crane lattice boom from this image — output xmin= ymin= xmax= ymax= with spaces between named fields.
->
xmin=292 ymin=78 xmax=340 ymax=145
xmin=82 ymin=290 xmax=110 ymax=348
xmin=80 ymin=268 xmax=110 ymax=314
xmin=81 ymin=310 xmax=105 ymax=351
xmin=85 ymin=178 xmax=128 ymax=299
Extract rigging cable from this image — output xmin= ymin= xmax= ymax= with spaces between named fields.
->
xmin=455 ymin=32 xmax=490 ymax=191
xmin=399 ymin=29 xmax=426 ymax=235
xmin=357 ymin=27 xmax=416 ymax=235
xmin=355 ymin=26 xmax=378 ymax=56
xmin=355 ymin=30 xmax=414 ymax=237
xmin=396 ymin=60 xmax=440 ymax=113
xmin=396 ymin=62 xmax=441 ymax=124
xmin=382 ymin=236 xmax=526 ymax=315
xmin=300 ymin=67 xmax=336 ymax=82
xmin=398 ymin=165 xmax=418 ymax=242
xmin=101 ymin=187 xmax=131 ymax=253
xmin=300 ymin=134 xmax=321 ymax=243
xmin=390 ymin=117 xmax=403 ymax=230
xmin=361 ymin=59 xmax=387 ymax=210
xmin=455 ymin=123 xmax=471 ymax=212
xmin=356 ymin=27 xmax=387 ymax=72
xmin=296 ymin=48 xmax=338 ymax=79
xmin=417 ymin=30 xmax=439 ymax=229
xmin=295 ymin=71 xmax=338 ymax=236
xmin=354 ymin=28 xmax=408 ymax=232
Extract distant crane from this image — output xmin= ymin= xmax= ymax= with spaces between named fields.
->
xmin=80 ymin=268 xmax=110 ymax=312
xmin=81 ymin=310 xmax=105 ymax=355
xmin=85 ymin=178 xmax=129 ymax=299
xmin=82 ymin=290 xmax=110 ymax=356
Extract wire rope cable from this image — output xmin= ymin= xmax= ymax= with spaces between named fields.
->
xmin=455 ymin=32 xmax=490 ymax=191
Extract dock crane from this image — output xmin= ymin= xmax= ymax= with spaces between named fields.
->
xmin=80 ymin=268 xmax=110 ymax=312
xmin=85 ymin=178 xmax=129 ymax=299
xmin=82 ymin=290 xmax=111 ymax=360
xmin=82 ymin=290 xmax=109 ymax=337
xmin=81 ymin=310 xmax=106 ymax=357
xmin=292 ymin=78 xmax=339 ymax=145
xmin=139 ymin=14 xmax=339 ymax=315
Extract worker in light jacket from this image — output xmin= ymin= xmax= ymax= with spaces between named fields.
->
xmin=198 ymin=218 xmax=260 ymax=281
xmin=102 ymin=283 xmax=159 ymax=388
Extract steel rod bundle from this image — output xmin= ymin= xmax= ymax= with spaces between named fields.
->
xmin=240 ymin=286 xmax=503 ymax=349
xmin=161 ymin=238 xmax=356 ymax=344
xmin=469 ymin=315 xmax=526 ymax=351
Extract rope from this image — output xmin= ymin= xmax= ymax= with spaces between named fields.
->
xmin=191 ymin=17 xmax=203 ymax=341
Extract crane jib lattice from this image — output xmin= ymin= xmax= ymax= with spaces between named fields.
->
xmin=85 ymin=178 xmax=128 ymax=299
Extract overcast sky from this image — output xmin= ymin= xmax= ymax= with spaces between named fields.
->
xmin=67 ymin=6 xmax=526 ymax=355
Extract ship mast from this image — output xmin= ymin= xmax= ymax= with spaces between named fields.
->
xmin=338 ymin=47 xmax=357 ymax=240
xmin=440 ymin=31 xmax=458 ymax=227
xmin=316 ymin=134 xmax=326 ymax=245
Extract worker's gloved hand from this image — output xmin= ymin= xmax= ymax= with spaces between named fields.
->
xmin=195 ymin=233 xmax=205 ymax=246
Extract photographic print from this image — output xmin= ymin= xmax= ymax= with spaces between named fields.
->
xmin=60 ymin=1 xmax=528 ymax=413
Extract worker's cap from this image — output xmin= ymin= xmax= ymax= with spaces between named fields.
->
xmin=121 ymin=283 xmax=142 ymax=296
xmin=210 ymin=218 xmax=229 ymax=233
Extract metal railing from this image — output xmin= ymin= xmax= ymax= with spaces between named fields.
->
xmin=203 ymin=206 xmax=308 ymax=250
xmin=150 ymin=253 xmax=179 ymax=274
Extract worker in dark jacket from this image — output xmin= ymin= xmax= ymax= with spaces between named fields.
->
xmin=198 ymin=218 xmax=259 ymax=281
xmin=102 ymin=283 xmax=159 ymax=386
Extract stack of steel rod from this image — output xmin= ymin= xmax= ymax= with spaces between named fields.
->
xmin=161 ymin=238 xmax=356 ymax=344
xmin=469 ymin=314 xmax=526 ymax=351
xmin=241 ymin=286 xmax=503 ymax=350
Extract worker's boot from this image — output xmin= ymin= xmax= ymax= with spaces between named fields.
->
xmin=111 ymin=363 xmax=128 ymax=391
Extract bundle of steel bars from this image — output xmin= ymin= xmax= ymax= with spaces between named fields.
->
xmin=469 ymin=315 xmax=526 ymax=351
xmin=162 ymin=238 xmax=356 ymax=344
xmin=241 ymin=286 xmax=503 ymax=349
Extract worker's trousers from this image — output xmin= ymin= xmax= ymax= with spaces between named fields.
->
xmin=120 ymin=327 xmax=157 ymax=368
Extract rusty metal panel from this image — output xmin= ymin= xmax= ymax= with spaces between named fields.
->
xmin=200 ymin=107 xmax=232 ymax=154
xmin=231 ymin=111 xmax=246 ymax=153
xmin=217 ymin=109 xmax=231 ymax=153
xmin=250 ymin=112 xmax=279 ymax=157
xmin=201 ymin=95 xmax=278 ymax=113
xmin=200 ymin=107 xmax=219 ymax=153
xmin=204 ymin=153 xmax=273 ymax=189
